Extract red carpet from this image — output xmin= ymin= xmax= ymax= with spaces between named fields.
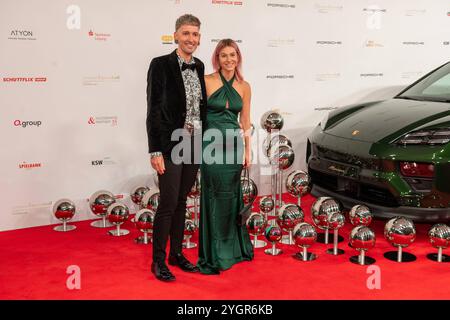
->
xmin=0 ymin=194 xmax=448 ymax=300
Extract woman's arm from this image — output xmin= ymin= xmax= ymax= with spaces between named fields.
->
xmin=240 ymin=81 xmax=252 ymax=167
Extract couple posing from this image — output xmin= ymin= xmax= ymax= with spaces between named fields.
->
xmin=146 ymin=14 xmax=254 ymax=282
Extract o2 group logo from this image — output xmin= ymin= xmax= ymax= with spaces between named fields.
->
xmin=14 ymin=120 xmax=42 ymax=128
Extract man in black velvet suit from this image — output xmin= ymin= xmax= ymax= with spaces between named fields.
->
xmin=146 ymin=14 xmax=207 ymax=282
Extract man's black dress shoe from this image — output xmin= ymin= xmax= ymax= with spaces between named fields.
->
xmin=151 ymin=261 xmax=175 ymax=282
xmin=168 ymin=253 xmax=200 ymax=273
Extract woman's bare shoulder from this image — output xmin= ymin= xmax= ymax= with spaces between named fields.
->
xmin=242 ymin=80 xmax=251 ymax=91
xmin=205 ymin=72 xmax=219 ymax=80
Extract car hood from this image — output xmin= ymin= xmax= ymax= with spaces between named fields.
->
xmin=324 ymin=98 xmax=450 ymax=143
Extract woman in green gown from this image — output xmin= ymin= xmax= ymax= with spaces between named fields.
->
xmin=197 ymin=39 xmax=254 ymax=274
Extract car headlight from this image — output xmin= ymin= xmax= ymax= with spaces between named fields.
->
xmin=395 ymin=128 xmax=450 ymax=146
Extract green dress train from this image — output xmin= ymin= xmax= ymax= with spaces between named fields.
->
xmin=197 ymin=73 xmax=254 ymax=274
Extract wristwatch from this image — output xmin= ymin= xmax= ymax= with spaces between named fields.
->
xmin=150 ymin=151 xmax=162 ymax=158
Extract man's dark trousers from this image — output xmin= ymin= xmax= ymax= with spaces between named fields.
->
xmin=152 ymin=134 xmax=200 ymax=263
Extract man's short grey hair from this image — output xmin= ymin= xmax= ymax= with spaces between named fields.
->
xmin=175 ymin=14 xmax=201 ymax=31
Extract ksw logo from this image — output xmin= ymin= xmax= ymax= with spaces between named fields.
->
xmin=91 ymin=157 xmax=116 ymax=166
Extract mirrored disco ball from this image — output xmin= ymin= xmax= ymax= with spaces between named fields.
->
xmin=264 ymin=225 xmax=283 ymax=243
xmin=311 ymin=197 xmax=341 ymax=230
xmin=89 ymin=190 xmax=116 ymax=216
xmin=130 ymin=186 xmax=150 ymax=205
xmin=349 ymin=205 xmax=372 ymax=226
xmin=384 ymin=216 xmax=416 ymax=248
xmin=107 ymin=203 xmax=130 ymax=225
xmin=141 ymin=190 xmax=160 ymax=211
xmin=428 ymin=224 xmax=450 ymax=249
xmin=286 ymin=170 xmax=310 ymax=197
xmin=246 ymin=212 xmax=266 ymax=235
xmin=184 ymin=219 xmax=196 ymax=236
xmin=241 ymin=176 xmax=258 ymax=205
xmin=185 ymin=208 xmax=193 ymax=220
xmin=135 ymin=208 xmax=155 ymax=232
xmin=293 ymin=222 xmax=317 ymax=248
xmin=277 ymin=204 xmax=304 ymax=231
xmin=264 ymin=134 xmax=292 ymax=158
xmin=260 ymin=111 xmax=284 ymax=133
xmin=327 ymin=212 xmax=345 ymax=230
xmin=350 ymin=226 xmax=376 ymax=251
xmin=269 ymin=145 xmax=295 ymax=170
xmin=259 ymin=196 xmax=274 ymax=213
xmin=53 ymin=199 xmax=76 ymax=221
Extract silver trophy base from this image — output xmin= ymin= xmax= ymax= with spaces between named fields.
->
xmin=281 ymin=234 xmax=294 ymax=245
xmin=183 ymin=241 xmax=197 ymax=249
xmin=253 ymin=239 xmax=267 ymax=248
xmin=349 ymin=255 xmax=376 ymax=265
xmin=426 ymin=253 xmax=450 ymax=263
xmin=53 ymin=224 xmax=76 ymax=232
xmin=135 ymin=236 xmax=152 ymax=244
xmin=326 ymin=248 xmax=345 ymax=255
xmin=384 ymin=251 xmax=417 ymax=263
xmin=91 ymin=219 xmax=114 ymax=228
xmin=264 ymin=247 xmax=283 ymax=255
xmin=108 ymin=228 xmax=130 ymax=236
xmin=317 ymin=232 xmax=344 ymax=244
xmin=292 ymin=252 xmax=317 ymax=262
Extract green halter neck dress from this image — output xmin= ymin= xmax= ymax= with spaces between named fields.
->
xmin=197 ymin=72 xmax=254 ymax=274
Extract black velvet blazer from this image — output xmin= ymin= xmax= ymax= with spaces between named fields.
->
xmin=146 ymin=50 xmax=207 ymax=155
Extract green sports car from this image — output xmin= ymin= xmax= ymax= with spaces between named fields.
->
xmin=307 ymin=61 xmax=450 ymax=222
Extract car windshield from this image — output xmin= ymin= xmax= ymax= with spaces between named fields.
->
xmin=397 ymin=62 xmax=450 ymax=103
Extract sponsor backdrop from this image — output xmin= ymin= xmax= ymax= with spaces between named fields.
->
xmin=1 ymin=0 xmax=449 ymax=230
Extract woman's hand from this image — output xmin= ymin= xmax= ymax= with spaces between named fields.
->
xmin=244 ymin=150 xmax=251 ymax=168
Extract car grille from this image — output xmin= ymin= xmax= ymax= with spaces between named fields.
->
xmin=309 ymin=168 xmax=399 ymax=207
xmin=316 ymin=146 xmax=381 ymax=170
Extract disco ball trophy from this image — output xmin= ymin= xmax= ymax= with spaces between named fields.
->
xmin=384 ymin=216 xmax=417 ymax=262
xmin=141 ymin=189 xmax=160 ymax=212
xmin=277 ymin=203 xmax=304 ymax=245
xmin=264 ymin=222 xmax=283 ymax=255
xmin=427 ymin=224 xmax=450 ymax=263
xmin=269 ymin=142 xmax=295 ymax=248
xmin=241 ymin=171 xmax=258 ymax=207
xmin=260 ymin=111 xmax=284 ymax=217
xmin=293 ymin=222 xmax=318 ymax=261
xmin=286 ymin=170 xmax=310 ymax=207
xmin=246 ymin=212 xmax=267 ymax=248
xmin=53 ymin=199 xmax=77 ymax=232
xmin=188 ymin=170 xmax=201 ymax=227
xmin=268 ymin=136 xmax=293 ymax=210
xmin=182 ymin=219 xmax=197 ymax=249
xmin=326 ymin=210 xmax=345 ymax=255
xmin=349 ymin=205 xmax=373 ymax=227
xmin=349 ymin=226 xmax=376 ymax=265
xmin=134 ymin=208 xmax=155 ymax=244
xmin=107 ymin=203 xmax=130 ymax=236
xmin=130 ymin=186 xmax=150 ymax=222
xmin=311 ymin=197 xmax=344 ymax=244
xmin=131 ymin=186 xmax=150 ymax=209
xmin=89 ymin=190 xmax=116 ymax=228
xmin=259 ymin=196 xmax=275 ymax=223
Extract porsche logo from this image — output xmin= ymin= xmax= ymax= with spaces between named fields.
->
xmin=328 ymin=165 xmax=346 ymax=174
xmin=352 ymin=130 xmax=360 ymax=136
